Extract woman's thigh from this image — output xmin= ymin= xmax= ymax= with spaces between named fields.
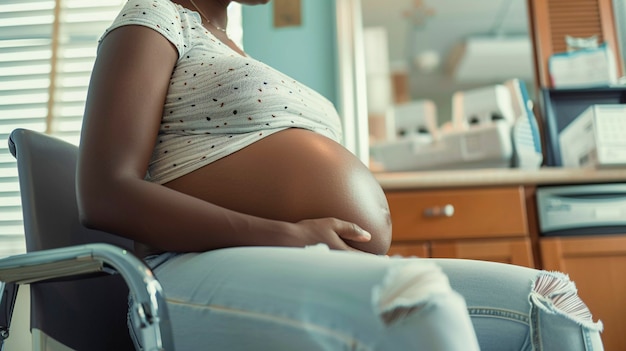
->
xmin=148 ymin=247 xmax=603 ymax=351
xmin=150 ymin=246 xmax=478 ymax=351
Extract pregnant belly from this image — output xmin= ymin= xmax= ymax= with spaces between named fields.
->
xmin=164 ymin=128 xmax=392 ymax=254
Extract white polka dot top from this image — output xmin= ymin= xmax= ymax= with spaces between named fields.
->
xmin=100 ymin=0 xmax=343 ymax=184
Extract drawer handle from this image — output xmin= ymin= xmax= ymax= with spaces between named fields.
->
xmin=423 ymin=204 xmax=455 ymax=218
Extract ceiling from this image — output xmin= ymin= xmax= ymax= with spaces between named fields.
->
xmin=361 ymin=0 xmax=530 ymax=66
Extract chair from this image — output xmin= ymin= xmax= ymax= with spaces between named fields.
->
xmin=0 ymin=129 xmax=174 ymax=351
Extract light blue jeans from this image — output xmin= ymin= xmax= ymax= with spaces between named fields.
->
xmin=130 ymin=245 xmax=604 ymax=350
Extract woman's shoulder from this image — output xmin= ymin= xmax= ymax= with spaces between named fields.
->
xmin=100 ymin=0 xmax=189 ymax=56
xmin=116 ymin=0 xmax=182 ymax=21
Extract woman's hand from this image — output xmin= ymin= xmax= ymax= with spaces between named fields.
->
xmin=291 ymin=218 xmax=372 ymax=252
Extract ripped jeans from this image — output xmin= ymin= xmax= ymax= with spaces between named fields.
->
xmin=129 ymin=245 xmax=604 ymax=351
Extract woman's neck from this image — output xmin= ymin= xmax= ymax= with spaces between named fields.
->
xmin=177 ymin=0 xmax=230 ymax=30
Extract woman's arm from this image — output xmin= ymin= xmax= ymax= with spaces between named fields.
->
xmin=76 ymin=25 xmax=372 ymax=253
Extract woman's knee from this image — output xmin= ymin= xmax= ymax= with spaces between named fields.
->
xmin=529 ymin=271 xmax=604 ymax=350
xmin=429 ymin=259 xmax=604 ymax=350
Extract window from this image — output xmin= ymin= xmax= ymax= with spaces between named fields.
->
xmin=0 ymin=0 xmax=243 ymax=258
xmin=0 ymin=0 xmax=125 ymax=258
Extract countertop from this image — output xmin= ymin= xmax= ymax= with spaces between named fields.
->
xmin=375 ymin=167 xmax=626 ymax=190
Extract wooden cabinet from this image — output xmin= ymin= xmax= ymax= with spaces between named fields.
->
xmin=385 ymin=186 xmax=536 ymax=268
xmin=389 ymin=238 xmax=535 ymax=267
xmin=541 ymin=235 xmax=626 ymax=351
xmin=378 ymin=169 xmax=626 ymax=350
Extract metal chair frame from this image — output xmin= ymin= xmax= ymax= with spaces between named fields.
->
xmin=0 ymin=129 xmax=175 ymax=351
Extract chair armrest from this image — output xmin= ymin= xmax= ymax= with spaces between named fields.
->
xmin=0 ymin=243 xmax=174 ymax=351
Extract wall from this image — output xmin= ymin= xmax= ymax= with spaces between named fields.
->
xmin=242 ymin=0 xmax=338 ymax=105
xmin=4 ymin=286 xmax=31 ymax=351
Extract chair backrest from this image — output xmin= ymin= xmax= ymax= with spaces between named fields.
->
xmin=9 ymin=128 xmax=136 ymax=351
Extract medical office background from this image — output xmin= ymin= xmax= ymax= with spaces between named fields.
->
xmin=2 ymin=0 xmax=626 ymax=350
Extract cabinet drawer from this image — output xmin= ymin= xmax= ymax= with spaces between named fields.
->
xmin=386 ymin=186 xmax=528 ymax=240
xmin=431 ymin=238 xmax=535 ymax=267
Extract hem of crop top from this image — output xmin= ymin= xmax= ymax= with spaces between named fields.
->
xmin=146 ymin=128 xmax=287 ymax=185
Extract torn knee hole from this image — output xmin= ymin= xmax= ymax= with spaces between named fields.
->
xmin=373 ymin=262 xmax=452 ymax=326
xmin=531 ymin=271 xmax=603 ymax=330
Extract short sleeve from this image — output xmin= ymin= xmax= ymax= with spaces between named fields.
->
xmin=99 ymin=0 xmax=185 ymax=58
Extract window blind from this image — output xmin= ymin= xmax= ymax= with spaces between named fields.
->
xmin=615 ymin=0 xmax=626 ymax=70
xmin=547 ymin=0 xmax=604 ymax=54
xmin=0 ymin=0 xmax=124 ymax=258
xmin=529 ymin=0 xmax=623 ymax=87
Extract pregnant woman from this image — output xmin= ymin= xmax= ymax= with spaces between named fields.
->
xmin=76 ymin=0 xmax=604 ymax=350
